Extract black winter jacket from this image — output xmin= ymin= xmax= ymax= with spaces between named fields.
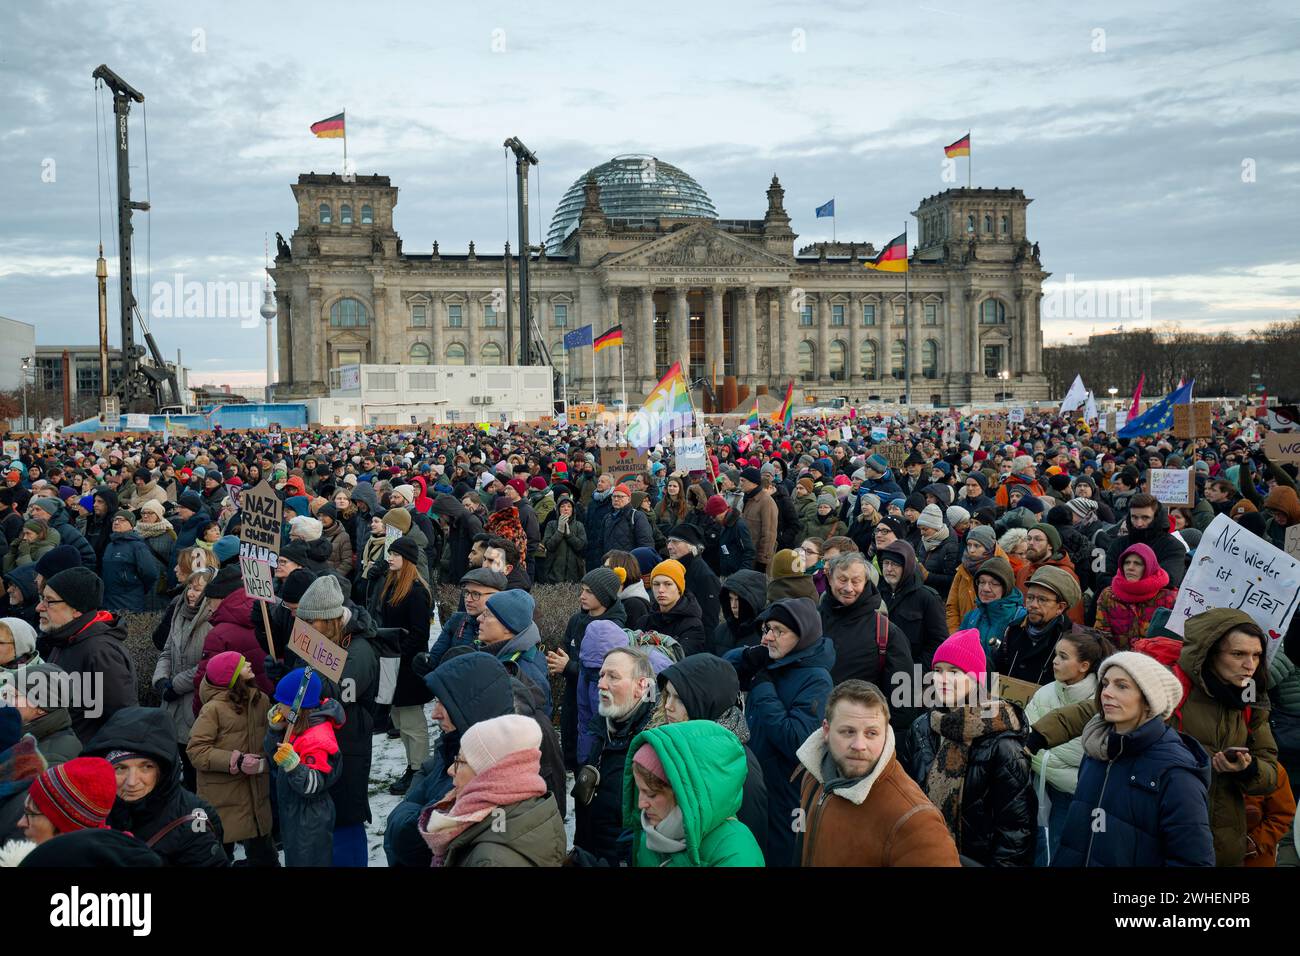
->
xmin=573 ymin=698 xmax=655 ymax=865
xmin=376 ymin=577 xmax=433 ymax=707
xmin=711 ymin=569 xmax=767 ymax=656
xmin=918 ymin=532 xmax=962 ymax=599
xmin=676 ymin=550 xmax=721 ymax=636
xmin=817 ymin=585 xmax=913 ymax=697
xmin=43 ymin=610 xmax=138 ymax=744
xmin=879 ymin=571 xmax=947 ymax=670
xmin=643 ymin=590 xmax=708 ymax=657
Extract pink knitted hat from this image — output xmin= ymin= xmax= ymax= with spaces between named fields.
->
xmin=460 ymin=714 xmax=542 ymax=774
xmin=633 ymin=742 xmax=667 ymax=782
xmin=931 ymin=629 xmax=987 ymax=678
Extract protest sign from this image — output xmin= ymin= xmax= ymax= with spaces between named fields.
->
xmin=1008 ymin=407 xmax=1025 ymax=424
xmin=1172 ymin=403 xmax=1213 ymax=439
xmin=239 ymin=555 xmax=276 ymax=602
xmin=1167 ymin=514 xmax=1300 ymax=661
xmin=123 ymin=413 xmax=149 ymax=430
xmin=2 ymin=441 xmax=17 ymax=459
xmin=600 ymin=446 xmax=649 ymax=485
xmin=879 ymin=442 xmax=909 ymax=471
xmin=995 ymin=675 xmax=1041 ymax=709
xmin=1263 ymin=431 xmax=1300 ymax=465
xmin=1287 ymin=526 xmax=1300 ymax=562
xmin=870 ymin=426 xmax=887 ymax=442
xmin=1261 ymin=405 xmax=1300 ymax=433
xmin=288 ymin=618 xmax=349 ymax=683
xmin=237 ymin=481 xmax=283 ymax=553
xmin=1146 ymin=467 xmax=1194 ymax=507
xmin=842 ymin=425 xmax=855 ymax=442
xmin=981 ymin=419 xmax=1007 ymax=443
xmin=675 ymin=436 xmax=707 ymax=473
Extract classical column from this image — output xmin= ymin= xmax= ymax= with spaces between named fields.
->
xmin=430 ymin=294 xmax=444 ymax=363
xmin=848 ymin=293 xmax=861 ymax=387
xmin=813 ymin=294 xmax=828 ymax=382
xmin=603 ymin=287 xmax=621 ymax=396
xmin=705 ymin=286 xmax=724 ymax=387
xmin=1033 ymin=293 xmax=1044 ymax=372
xmin=307 ymin=287 xmax=323 ymax=381
xmin=775 ymin=286 xmax=791 ymax=381
xmin=276 ymin=291 xmax=292 ymax=383
xmin=640 ymin=287 xmax=657 ymax=382
xmin=671 ymin=287 xmax=690 ymax=379
xmin=879 ymin=293 xmax=893 ymax=386
xmin=908 ymin=293 xmax=922 ymax=380
xmin=969 ymin=292 xmax=981 ymax=377
xmin=742 ymin=285 xmax=758 ymax=380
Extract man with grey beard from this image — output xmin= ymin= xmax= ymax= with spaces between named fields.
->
xmin=571 ymin=646 xmax=656 ymax=865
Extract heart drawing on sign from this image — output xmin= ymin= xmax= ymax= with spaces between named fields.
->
xmin=618 ymin=449 xmax=631 ymax=462
xmin=1269 ymin=629 xmax=1281 ymax=641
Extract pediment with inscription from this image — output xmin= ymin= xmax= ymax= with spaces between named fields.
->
xmin=604 ymin=222 xmax=791 ymax=270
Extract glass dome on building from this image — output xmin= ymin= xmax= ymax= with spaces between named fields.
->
xmin=545 ymin=154 xmax=718 ymax=251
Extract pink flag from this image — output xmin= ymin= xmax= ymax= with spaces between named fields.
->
xmin=1126 ymin=373 xmax=1146 ymax=423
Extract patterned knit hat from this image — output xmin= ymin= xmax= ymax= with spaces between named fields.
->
xmin=29 ymin=757 xmax=117 ymax=834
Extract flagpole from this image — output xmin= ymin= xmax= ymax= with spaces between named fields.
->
xmin=343 ymin=109 xmax=348 ymax=175
xmin=619 ymin=343 xmax=627 ymax=411
xmin=832 ymin=200 xmax=836 ymax=243
xmin=903 ymin=220 xmax=911 ymax=408
xmin=590 ymin=339 xmax=597 ymax=407
xmin=967 ymin=130 xmax=971 ymax=190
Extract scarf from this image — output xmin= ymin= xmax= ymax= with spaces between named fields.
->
xmin=1108 ymin=563 xmax=1169 ymax=604
xmin=135 ymin=518 xmax=174 ymax=539
xmin=924 ymin=701 xmax=1021 ymax=845
xmin=961 ymin=549 xmax=990 ymax=574
xmin=420 ymin=749 xmax=546 ymax=866
xmin=591 ymin=487 xmax=612 ymax=503
xmin=0 ymin=735 xmax=47 ymax=800
xmin=642 ymin=805 xmax=687 ymax=857
xmin=715 ymin=704 xmax=751 ymax=745
xmin=921 ymin=522 xmax=950 ymax=552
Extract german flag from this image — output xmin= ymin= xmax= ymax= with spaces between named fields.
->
xmin=864 ymin=232 xmax=908 ymax=273
xmin=944 ymin=133 xmax=970 ymax=157
xmin=311 ymin=112 xmax=345 ymax=139
xmin=594 ymin=324 xmax=624 ymax=353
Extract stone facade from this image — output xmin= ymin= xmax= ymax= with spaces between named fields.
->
xmin=269 ymin=168 xmax=1050 ymax=406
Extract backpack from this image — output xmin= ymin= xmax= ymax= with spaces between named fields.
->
xmin=873 ymin=607 xmax=890 ymax=675
xmin=1131 ymin=636 xmax=1252 ymax=729
xmin=625 ymin=628 xmax=685 ymax=663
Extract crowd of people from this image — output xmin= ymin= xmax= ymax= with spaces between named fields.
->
xmin=0 ymin=401 xmax=1296 ymax=868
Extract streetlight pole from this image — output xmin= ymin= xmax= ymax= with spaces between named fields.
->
xmin=20 ymin=357 xmax=31 ymax=433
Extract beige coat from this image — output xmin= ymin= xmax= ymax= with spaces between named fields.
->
xmin=186 ymin=679 xmax=273 ymax=844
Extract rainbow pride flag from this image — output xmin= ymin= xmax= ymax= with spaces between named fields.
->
xmin=626 ymin=361 xmax=693 ymax=451
xmin=771 ymin=380 xmax=794 ymax=428
xmin=745 ymin=400 xmax=760 ymax=430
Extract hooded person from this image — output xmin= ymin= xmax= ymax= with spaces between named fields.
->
xmin=477 ymin=589 xmax=551 ymax=716
xmin=385 ymin=652 xmax=517 ymax=867
xmin=1093 ymin=542 xmax=1179 ymax=650
xmin=84 ymin=706 xmax=227 ymax=866
xmin=39 ymin=567 xmax=136 ymax=744
xmin=3 ymin=565 xmax=42 ymax=633
xmin=655 ymin=653 xmax=769 ymax=861
xmin=946 ymin=524 xmax=1005 ymax=632
xmin=817 ymin=551 xmax=913 ymax=702
xmin=1052 ymin=652 xmax=1215 ymax=867
xmin=1028 ymin=607 xmax=1280 ymax=866
xmin=876 ymin=540 xmax=947 ymax=671
xmin=26 ymin=497 xmax=95 ymax=568
xmin=795 ymin=680 xmax=961 ymax=867
xmin=765 ymin=548 xmax=819 ymax=604
xmin=712 ymin=569 xmax=768 ymax=656
xmin=1102 ymin=494 xmax=1188 ymax=589
xmin=959 ymin=554 xmax=1027 ymax=656
xmin=725 ymin=597 xmax=834 ymax=866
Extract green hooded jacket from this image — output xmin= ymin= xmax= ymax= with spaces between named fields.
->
xmin=622 ymin=720 xmax=765 ymax=867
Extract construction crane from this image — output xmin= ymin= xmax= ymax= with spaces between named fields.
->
xmin=93 ymin=64 xmax=181 ymax=413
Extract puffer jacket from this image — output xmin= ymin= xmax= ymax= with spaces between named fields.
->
xmin=377 ymin=575 xmax=433 ymax=708
xmin=676 ymin=550 xmax=721 ymax=636
xmin=1025 ymin=674 xmax=1098 ymax=795
xmin=643 ymin=591 xmax=708 ymax=658
xmin=899 ymin=701 xmax=1037 ymax=867
xmin=917 ymin=529 xmax=961 ymax=599
xmin=43 ymin=508 xmax=96 ymax=567
xmin=320 ymin=519 xmax=354 ymax=578
xmin=430 ymin=493 xmax=484 ymax=583
xmin=135 ymin=521 xmax=176 ymax=608
xmin=427 ymin=792 xmax=566 ymax=867
xmin=100 ymin=530 xmax=163 ymax=613
xmin=320 ymin=604 xmax=380 ymax=828
xmin=478 ymin=619 xmax=552 ymax=718
xmin=559 ymin=601 xmax=629 ymax=769
xmin=817 ymin=583 xmax=913 ymax=694
xmin=1053 ymin=715 xmax=1214 ymax=867
xmin=42 ymin=609 xmax=137 ymax=744
xmin=85 ymin=707 xmax=227 ymax=866
xmin=192 ymin=565 xmax=277 ymax=715
xmin=543 ymin=511 xmax=587 ymax=583
xmin=623 ymin=721 xmax=765 ymax=866
xmin=263 ymin=697 xmax=345 ymax=867
xmin=960 ymin=591 xmax=1028 ymax=658
xmin=711 ymin=569 xmax=767 ymax=656
xmin=152 ymin=591 xmax=215 ymax=745
xmin=724 ymin=623 xmax=835 ymax=867
xmin=186 ymin=676 xmax=273 ymax=844
xmin=878 ymin=548 xmax=947 ymax=671
xmin=573 ymin=698 xmax=656 ymax=865
xmin=1030 ymin=607 xmax=1280 ymax=865
xmin=1101 ymin=500 xmax=1189 ymax=588
xmin=945 ymin=545 xmax=1011 ymax=632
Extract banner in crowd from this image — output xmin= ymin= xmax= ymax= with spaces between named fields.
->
xmin=675 ymin=436 xmax=707 ymax=473
xmin=1168 ymin=514 xmax=1300 ymax=661
xmin=600 ymin=446 xmax=650 ymax=486
xmin=288 ymin=619 xmax=348 ymax=683
xmin=1262 ymin=431 xmax=1300 ymax=465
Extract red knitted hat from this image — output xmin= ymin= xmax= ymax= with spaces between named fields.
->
xmin=29 ymin=757 xmax=118 ymax=834
xmin=931 ymin=628 xmax=988 ymax=679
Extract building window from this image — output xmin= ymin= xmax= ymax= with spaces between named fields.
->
xmin=480 ymin=342 xmax=503 ymax=366
xmin=553 ymin=303 xmax=567 ymax=328
xmin=829 ymin=340 xmax=846 ymax=381
xmin=831 ymin=304 xmax=844 ymax=327
xmin=336 ymin=349 xmax=362 ymax=369
xmin=980 ymin=299 xmax=1006 ymax=325
xmin=984 ymin=344 xmax=1004 ymax=378
xmin=319 ymin=203 xmax=331 ymax=224
xmin=408 ymin=343 xmax=430 ymax=365
xmin=484 ymin=305 xmax=498 ymax=328
xmin=689 ymin=313 xmax=705 ymax=372
xmin=1000 ymin=214 xmax=1009 ymax=235
xmin=654 ymin=313 xmax=670 ymax=379
xmin=367 ymin=371 xmax=397 ymax=390
xmin=924 ymin=303 xmax=938 ymax=326
xmin=340 ymin=204 xmax=353 ymax=225
xmin=329 ymin=298 xmax=369 ymax=327
xmin=860 ymin=340 xmax=878 ymax=379
xmin=361 ymin=204 xmax=373 ymax=224
xmin=798 ymin=341 xmax=815 ymax=382
xmin=800 ymin=305 xmax=813 ymax=327
xmin=411 ymin=304 xmax=426 ymax=327
xmin=409 ymin=371 xmax=438 ymax=389
xmin=446 ymin=343 xmax=466 ymax=365
xmin=922 ymin=339 xmax=939 ymax=379
xmin=967 ymin=214 xmax=975 ymax=234
xmin=447 ymin=304 xmax=463 ymax=328
xmin=862 ymin=304 xmax=875 ymax=326
xmin=891 ymin=340 xmax=906 ymax=380
xmin=983 ymin=215 xmax=992 ymax=233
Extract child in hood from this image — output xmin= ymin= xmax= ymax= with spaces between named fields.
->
xmin=187 ymin=652 xmax=277 ymax=866
xmin=263 ymin=667 xmax=345 ymax=867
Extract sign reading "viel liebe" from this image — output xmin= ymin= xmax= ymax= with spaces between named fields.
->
xmin=288 ymin=619 xmax=349 ymax=683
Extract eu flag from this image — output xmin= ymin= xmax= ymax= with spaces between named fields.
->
xmin=815 ymin=199 xmax=835 ymax=218
xmin=1117 ymin=379 xmax=1195 ymax=438
xmin=563 ymin=325 xmax=593 ymax=350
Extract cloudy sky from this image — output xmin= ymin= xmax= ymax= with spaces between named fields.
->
xmin=3 ymin=0 xmax=1298 ymax=386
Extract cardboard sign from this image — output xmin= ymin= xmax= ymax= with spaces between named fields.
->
xmin=981 ymin=419 xmax=1007 ymax=443
xmin=237 ymin=480 xmax=283 ymax=556
xmin=1263 ymin=431 xmax=1300 ymax=465
xmin=879 ymin=442 xmax=910 ymax=471
xmin=675 ymin=436 xmax=707 ymax=473
xmin=1172 ymin=403 xmax=1213 ymax=439
xmin=1008 ymin=407 xmax=1025 ymax=424
xmin=1261 ymin=405 xmax=1300 ymax=432
xmin=600 ymin=446 xmax=649 ymax=486
xmin=843 ymin=425 xmax=855 ymax=442
xmin=995 ymin=675 xmax=1041 ymax=709
xmin=239 ymin=556 xmax=276 ymax=602
xmin=1168 ymin=514 xmax=1300 ymax=661
xmin=288 ymin=618 xmax=349 ymax=683
xmin=1286 ymin=525 xmax=1300 ymax=562
xmin=2 ymin=441 xmax=17 ymax=459
xmin=1146 ymin=467 xmax=1195 ymax=507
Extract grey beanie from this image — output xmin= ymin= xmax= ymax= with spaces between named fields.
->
xmin=860 ymin=493 xmax=881 ymax=512
xmin=816 ymin=494 xmax=837 ymax=509
xmin=967 ymin=525 xmax=997 ymax=553
xmin=581 ymin=567 xmax=622 ymax=609
xmin=917 ymin=504 xmax=945 ymax=531
xmin=295 ymin=574 xmax=345 ymax=621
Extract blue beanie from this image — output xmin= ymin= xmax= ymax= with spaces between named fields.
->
xmin=275 ymin=668 xmax=322 ymax=709
xmin=484 ymin=589 xmax=535 ymax=635
xmin=78 ymin=494 xmax=96 ymax=513
xmin=284 ymin=495 xmax=310 ymax=518
xmin=813 ymin=457 xmax=834 ymax=476
xmin=0 ymin=705 xmax=21 ymax=752
xmin=933 ymin=461 xmax=952 ymax=476
xmin=630 ymin=547 xmax=661 ymax=579
xmin=212 ymin=535 xmax=241 ymax=564
xmin=866 ymin=454 xmax=889 ymax=473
